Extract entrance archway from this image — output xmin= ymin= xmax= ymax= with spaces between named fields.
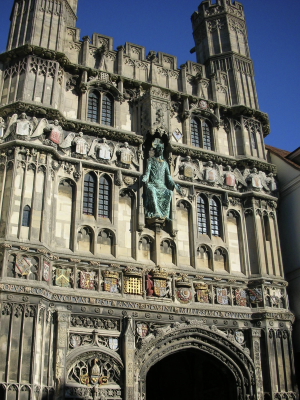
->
xmin=146 ymin=349 xmax=236 ymax=400
xmin=136 ymin=322 xmax=257 ymax=400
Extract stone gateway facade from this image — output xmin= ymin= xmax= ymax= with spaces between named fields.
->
xmin=0 ymin=0 xmax=297 ymax=399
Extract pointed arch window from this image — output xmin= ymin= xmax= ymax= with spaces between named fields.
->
xmin=98 ymin=175 xmax=111 ymax=218
xmin=191 ymin=118 xmax=213 ymax=150
xmin=83 ymin=173 xmax=96 ymax=215
xmin=210 ymin=198 xmax=220 ymax=236
xmin=87 ymin=91 xmax=114 ymax=126
xmin=197 ymin=196 xmax=207 ymax=234
xmin=22 ymin=205 xmax=31 ymax=227
xmin=88 ymin=91 xmax=100 ymax=123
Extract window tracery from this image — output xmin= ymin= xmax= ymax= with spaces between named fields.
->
xmin=210 ymin=198 xmax=220 ymax=236
xmin=197 ymin=196 xmax=207 ymax=234
xmin=191 ymin=117 xmax=213 ymax=150
xmin=88 ymin=91 xmax=114 ymax=126
xmin=83 ymin=173 xmax=96 ymax=216
xmin=98 ymin=175 xmax=111 ymax=218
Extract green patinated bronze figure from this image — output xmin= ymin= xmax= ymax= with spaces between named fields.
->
xmin=142 ymin=142 xmax=181 ymax=220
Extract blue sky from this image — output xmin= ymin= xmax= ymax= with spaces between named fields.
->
xmin=0 ymin=0 xmax=299 ymax=152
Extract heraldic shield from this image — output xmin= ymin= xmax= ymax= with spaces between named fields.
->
xmin=80 ymin=271 xmax=95 ymax=290
xmin=16 ymin=255 xmax=33 ymax=276
xmin=55 ymin=268 xmax=71 ymax=287
xmin=153 ymin=278 xmax=167 ymax=297
xmin=136 ymin=323 xmax=149 ymax=338
xmin=216 ymin=288 xmax=228 ymax=305
xmin=103 ymin=271 xmax=120 ymax=293
xmin=43 ymin=261 xmax=50 ymax=282
xmin=195 ymin=282 xmax=210 ymax=303
xmin=235 ymin=289 xmax=247 ymax=307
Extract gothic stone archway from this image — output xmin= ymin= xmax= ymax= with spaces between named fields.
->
xmin=135 ymin=321 xmax=257 ymax=400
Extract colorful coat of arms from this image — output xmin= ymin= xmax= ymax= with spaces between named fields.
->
xmin=80 ymin=271 xmax=95 ymax=290
xmin=195 ymin=283 xmax=210 ymax=303
xmin=216 ymin=288 xmax=228 ymax=305
xmin=249 ymin=288 xmax=263 ymax=304
xmin=176 ymin=287 xmax=193 ymax=304
xmin=43 ymin=260 xmax=50 ymax=282
xmin=103 ymin=271 xmax=120 ymax=293
xmin=15 ymin=255 xmax=33 ymax=276
xmin=55 ymin=268 xmax=72 ymax=287
xmin=153 ymin=278 xmax=167 ymax=297
xmin=235 ymin=289 xmax=247 ymax=307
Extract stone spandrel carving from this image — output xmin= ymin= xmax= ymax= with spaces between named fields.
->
xmin=244 ymin=168 xmax=269 ymax=192
xmin=72 ymin=132 xmax=89 ymax=156
xmin=203 ymin=161 xmax=224 ymax=185
xmin=88 ymin=137 xmax=115 ymax=163
xmin=0 ymin=117 xmax=6 ymax=138
xmin=3 ymin=113 xmax=37 ymax=139
xmin=68 ymin=354 xmax=122 ymax=387
xmin=116 ymin=142 xmax=139 ymax=170
xmin=223 ymin=165 xmax=247 ymax=190
xmin=45 ymin=119 xmax=63 ymax=144
xmin=16 ymin=113 xmax=33 ymax=136
xmin=142 ymin=141 xmax=182 ymax=221
xmin=174 ymin=156 xmax=203 ymax=182
xmin=266 ymin=172 xmax=278 ymax=193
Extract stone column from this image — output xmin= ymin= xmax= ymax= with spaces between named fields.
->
xmin=55 ymin=308 xmax=71 ymax=400
xmin=123 ymin=317 xmax=135 ymax=400
xmin=250 ymin=328 xmax=264 ymax=400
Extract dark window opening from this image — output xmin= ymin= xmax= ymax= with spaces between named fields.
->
xmin=83 ymin=173 xmax=96 ymax=215
xmin=210 ymin=198 xmax=220 ymax=236
xmin=88 ymin=92 xmax=100 ymax=123
xmin=102 ymin=94 xmax=113 ymax=126
xmin=22 ymin=205 xmax=31 ymax=227
xmin=98 ymin=175 xmax=111 ymax=218
xmin=197 ymin=196 xmax=207 ymax=234
xmin=191 ymin=118 xmax=201 ymax=147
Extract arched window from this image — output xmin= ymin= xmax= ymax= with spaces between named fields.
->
xmin=102 ymin=94 xmax=113 ymax=126
xmin=210 ymin=198 xmax=220 ymax=236
xmin=22 ymin=205 xmax=31 ymax=227
xmin=98 ymin=175 xmax=111 ymax=218
xmin=191 ymin=118 xmax=200 ymax=147
xmin=197 ymin=196 xmax=207 ymax=234
xmin=83 ymin=173 xmax=96 ymax=215
xmin=87 ymin=91 xmax=100 ymax=123
xmin=191 ymin=118 xmax=213 ymax=150
xmin=263 ymin=215 xmax=271 ymax=241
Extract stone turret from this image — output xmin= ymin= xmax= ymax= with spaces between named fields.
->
xmin=191 ymin=0 xmax=259 ymax=108
xmin=7 ymin=0 xmax=78 ymax=52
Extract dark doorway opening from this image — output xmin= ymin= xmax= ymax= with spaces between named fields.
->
xmin=146 ymin=349 xmax=237 ymax=400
